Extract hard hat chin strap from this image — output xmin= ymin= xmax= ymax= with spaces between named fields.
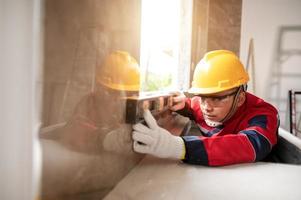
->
xmin=204 ymin=118 xmax=223 ymax=127
xmin=220 ymin=85 xmax=244 ymax=124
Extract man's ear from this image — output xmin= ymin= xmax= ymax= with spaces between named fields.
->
xmin=237 ymin=92 xmax=246 ymax=107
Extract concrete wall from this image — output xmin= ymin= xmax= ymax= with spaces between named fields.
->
xmin=207 ymin=0 xmax=242 ymax=56
xmin=191 ymin=0 xmax=242 ymax=82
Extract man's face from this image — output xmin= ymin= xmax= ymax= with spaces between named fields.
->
xmin=196 ymin=87 xmax=243 ymax=122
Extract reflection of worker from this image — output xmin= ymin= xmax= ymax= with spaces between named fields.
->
xmin=59 ymin=50 xmax=141 ymax=154
xmin=43 ymin=51 xmax=143 ymax=198
xmin=132 ymin=50 xmax=278 ymax=166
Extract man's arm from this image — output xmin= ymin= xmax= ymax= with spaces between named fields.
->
xmin=182 ymin=113 xmax=279 ymax=166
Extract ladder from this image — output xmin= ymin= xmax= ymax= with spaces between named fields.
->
xmin=267 ymin=26 xmax=301 ymax=133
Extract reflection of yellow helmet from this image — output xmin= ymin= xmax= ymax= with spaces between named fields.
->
xmin=188 ymin=50 xmax=249 ymax=94
xmin=97 ymin=51 xmax=140 ymax=91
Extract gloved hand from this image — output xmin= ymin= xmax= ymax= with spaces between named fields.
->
xmin=170 ymin=92 xmax=186 ymax=111
xmin=132 ymin=109 xmax=185 ymax=159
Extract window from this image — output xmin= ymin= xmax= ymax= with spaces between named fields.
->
xmin=140 ymin=0 xmax=192 ymax=92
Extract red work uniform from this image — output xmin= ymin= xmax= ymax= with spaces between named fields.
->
xmin=180 ymin=92 xmax=279 ymax=166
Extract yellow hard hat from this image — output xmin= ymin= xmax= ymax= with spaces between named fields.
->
xmin=97 ymin=51 xmax=140 ymax=91
xmin=188 ymin=50 xmax=249 ymax=94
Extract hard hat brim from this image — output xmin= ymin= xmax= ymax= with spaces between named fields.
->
xmin=188 ymin=84 xmax=243 ymax=95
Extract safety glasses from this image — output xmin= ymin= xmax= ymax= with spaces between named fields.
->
xmin=195 ymin=89 xmax=239 ymax=107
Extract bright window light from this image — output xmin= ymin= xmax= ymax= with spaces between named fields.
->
xmin=140 ymin=0 xmax=181 ymax=92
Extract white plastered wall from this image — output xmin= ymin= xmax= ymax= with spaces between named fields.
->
xmin=240 ymin=0 xmax=301 ymax=128
xmin=0 ymin=0 xmax=43 ymax=199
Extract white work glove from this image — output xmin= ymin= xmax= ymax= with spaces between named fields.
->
xmin=170 ymin=92 xmax=186 ymax=111
xmin=132 ymin=109 xmax=185 ymax=159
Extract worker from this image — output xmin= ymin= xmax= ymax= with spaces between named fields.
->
xmin=132 ymin=50 xmax=279 ymax=166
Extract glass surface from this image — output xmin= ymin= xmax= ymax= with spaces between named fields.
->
xmin=40 ymin=0 xmax=143 ymax=199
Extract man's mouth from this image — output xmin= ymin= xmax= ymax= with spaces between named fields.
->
xmin=204 ymin=114 xmax=216 ymax=120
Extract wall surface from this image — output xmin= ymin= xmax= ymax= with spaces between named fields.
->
xmin=191 ymin=0 xmax=242 ymax=81
xmin=40 ymin=0 xmax=143 ymax=199
xmin=240 ymin=0 xmax=301 ymax=127
xmin=42 ymin=0 xmax=141 ymax=125
xmin=207 ymin=0 xmax=242 ymax=55
xmin=0 ymin=0 xmax=43 ymax=200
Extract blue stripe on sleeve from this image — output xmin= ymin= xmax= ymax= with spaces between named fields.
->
xmin=240 ymin=130 xmax=271 ymax=161
xmin=248 ymin=115 xmax=267 ymax=129
xmin=207 ymin=127 xmax=222 ymax=137
xmin=182 ymin=136 xmax=208 ymax=165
